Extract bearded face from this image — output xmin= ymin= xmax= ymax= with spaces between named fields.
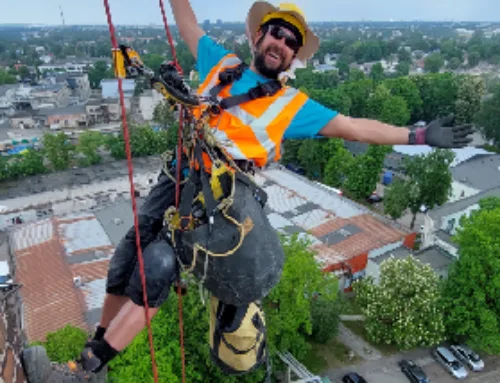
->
xmin=253 ymin=24 xmax=300 ymax=79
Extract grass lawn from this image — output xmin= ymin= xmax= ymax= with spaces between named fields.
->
xmin=303 ymin=337 xmax=360 ymax=374
xmin=342 ymin=320 xmax=400 ymax=356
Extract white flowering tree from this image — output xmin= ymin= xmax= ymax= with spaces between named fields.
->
xmin=353 ymin=256 xmax=445 ymax=350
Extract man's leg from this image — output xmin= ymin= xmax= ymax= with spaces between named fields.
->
xmin=94 ymin=170 xmax=178 ymax=341
xmin=81 ymin=238 xmax=179 ymax=372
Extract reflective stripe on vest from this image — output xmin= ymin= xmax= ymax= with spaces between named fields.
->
xmin=197 ymin=54 xmax=308 ymax=167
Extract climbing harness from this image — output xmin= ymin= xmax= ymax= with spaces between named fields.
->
xmin=92 ymin=1 xmax=285 ymax=381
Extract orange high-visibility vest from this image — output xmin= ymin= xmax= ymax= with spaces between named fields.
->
xmin=194 ymin=54 xmax=308 ymax=168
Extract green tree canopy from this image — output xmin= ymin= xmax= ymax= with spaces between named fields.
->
xmin=442 ymin=200 xmax=500 ymax=353
xmin=383 ymin=149 xmax=455 ymax=228
xmin=475 ymin=84 xmax=500 ymax=150
xmin=354 ymin=256 xmax=445 ymax=350
xmin=42 ymin=132 xmax=74 ymax=171
xmin=424 ymin=53 xmax=445 ymax=73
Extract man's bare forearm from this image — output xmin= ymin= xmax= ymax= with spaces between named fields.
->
xmin=351 ymin=118 xmax=410 ymax=145
xmin=169 ymin=0 xmax=204 ymax=58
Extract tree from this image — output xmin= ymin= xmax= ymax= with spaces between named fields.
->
xmin=395 ymin=61 xmax=410 ymax=77
xmin=298 ymin=139 xmax=327 ymax=180
xmin=447 ymin=57 xmax=462 ymax=70
xmin=323 ymin=139 xmax=353 ymax=188
xmin=108 ymin=235 xmax=339 ymax=382
xmin=354 ymin=256 xmax=445 ymax=350
xmin=383 ymin=77 xmax=423 ymax=122
xmin=341 ymin=79 xmax=374 ymax=118
xmin=307 ymin=88 xmax=352 ymax=115
xmin=370 ymin=63 xmax=384 ymax=83
xmin=343 ymin=145 xmax=392 ymax=200
xmin=379 ymin=96 xmax=410 ymax=126
xmin=454 ymin=75 xmax=485 ymax=125
xmin=411 ymin=73 xmax=459 ymax=123
xmin=310 ymin=298 xmax=341 ymax=344
xmin=383 ymin=149 xmax=455 ymax=228
xmin=424 ymin=53 xmax=445 ymax=73
xmin=42 ymin=132 xmax=73 ymax=171
xmin=0 ymin=68 xmax=16 ymax=85
xmin=468 ymin=52 xmax=480 ymax=68
xmin=441 ymin=201 xmax=500 ymax=354
xmin=6 ymin=149 xmax=46 ymax=178
xmin=348 ymin=68 xmax=365 ymax=82
xmin=76 ymin=131 xmax=105 ymax=167
xmin=88 ymin=60 xmax=114 ymax=89
xmin=281 ymin=139 xmax=302 ymax=165
xmin=142 ymin=54 xmax=166 ymax=75
xmin=475 ymin=85 xmax=500 ymax=150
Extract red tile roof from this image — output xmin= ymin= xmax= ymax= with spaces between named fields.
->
xmin=71 ymin=259 xmax=110 ymax=283
xmin=310 ymin=214 xmax=406 ymax=265
xmin=13 ymin=220 xmax=89 ymax=342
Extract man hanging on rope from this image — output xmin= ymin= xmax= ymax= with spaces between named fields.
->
xmin=70 ymin=0 xmax=473 ymax=376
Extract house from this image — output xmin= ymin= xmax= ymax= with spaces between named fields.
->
xmin=9 ymin=111 xmax=37 ymax=129
xmin=30 ymin=84 xmax=71 ymax=108
xmin=366 ymin=244 xmax=454 ymax=284
xmin=86 ymin=98 xmax=121 ymax=125
xmin=44 ymin=72 xmax=91 ymax=102
xmin=417 ymin=153 xmax=500 ymax=256
xmin=37 ymin=105 xmax=88 ymax=129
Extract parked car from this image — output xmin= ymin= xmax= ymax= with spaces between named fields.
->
xmin=449 ymin=344 xmax=484 ymax=372
xmin=342 ymin=372 xmax=367 ymax=383
xmin=367 ymin=193 xmax=383 ymax=204
xmin=433 ymin=346 xmax=468 ymax=380
xmin=398 ymin=359 xmax=430 ymax=383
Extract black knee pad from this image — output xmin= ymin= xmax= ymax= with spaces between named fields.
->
xmin=106 ymin=215 xmax=164 ymax=296
xmin=126 ymin=238 xmax=179 ymax=308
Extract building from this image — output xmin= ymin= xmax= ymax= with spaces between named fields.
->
xmin=37 ymin=105 xmax=88 ymax=129
xmin=28 ymin=84 xmax=71 ymax=109
xmin=101 ymin=79 xmax=135 ymax=99
xmin=86 ymin=98 xmax=121 ymax=125
xmin=138 ymin=89 xmax=163 ymax=121
xmin=0 ymin=159 xmax=417 ymax=318
xmin=9 ymin=111 xmax=36 ymax=129
xmin=366 ymin=245 xmax=454 ymax=284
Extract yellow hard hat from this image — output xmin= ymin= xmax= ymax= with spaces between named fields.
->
xmin=246 ymin=2 xmax=320 ymax=62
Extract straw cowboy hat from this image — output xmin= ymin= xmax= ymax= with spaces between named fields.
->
xmin=246 ymin=2 xmax=320 ymax=63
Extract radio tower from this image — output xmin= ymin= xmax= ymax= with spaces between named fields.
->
xmin=59 ymin=5 xmax=66 ymax=27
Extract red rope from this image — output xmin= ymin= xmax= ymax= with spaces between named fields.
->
xmin=103 ymin=1 xmax=159 ymax=382
xmin=158 ymin=2 xmax=187 ymax=383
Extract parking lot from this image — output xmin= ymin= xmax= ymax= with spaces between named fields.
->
xmin=326 ymin=350 xmax=500 ymax=383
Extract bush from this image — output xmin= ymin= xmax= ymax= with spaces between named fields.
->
xmin=310 ymin=298 xmax=341 ymax=344
xmin=43 ymin=325 xmax=88 ymax=363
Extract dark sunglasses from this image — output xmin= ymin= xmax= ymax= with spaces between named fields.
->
xmin=268 ymin=25 xmax=302 ymax=52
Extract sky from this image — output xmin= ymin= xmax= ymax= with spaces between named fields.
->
xmin=1 ymin=0 xmax=499 ymax=25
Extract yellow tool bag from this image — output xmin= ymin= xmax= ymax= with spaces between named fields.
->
xmin=209 ymin=295 xmax=268 ymax=376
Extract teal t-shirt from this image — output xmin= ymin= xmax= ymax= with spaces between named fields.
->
xmin=195 ymin=35 xmax=338 ymax=139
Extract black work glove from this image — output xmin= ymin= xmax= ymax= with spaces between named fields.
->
xmin=413 ymin=115 xmax=474 ymax=148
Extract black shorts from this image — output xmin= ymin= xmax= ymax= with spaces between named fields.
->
xmin=106 ymin=171 xmax=181 ymax=308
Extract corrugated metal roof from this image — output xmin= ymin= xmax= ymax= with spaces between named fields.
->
xmin=58 ymin=217 xmax=112 ymax=255
xmin=393 ymin=145 xmax=492 ymax=167
xmin=261 ymin=168 xmax=364 ymax=218
xmin=81 ymin=278 xmax=107 ymax=311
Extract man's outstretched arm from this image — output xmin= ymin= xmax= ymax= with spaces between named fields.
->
xmin=169 ymin=0 xmax=205 ymax=59
xmin=319 ymin=114 xmax=473 ymax=148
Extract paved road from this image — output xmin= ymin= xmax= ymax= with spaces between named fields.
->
xmin=337 ymin=323 xmax=382 ymax=361
xmin=326 ymin=348 xmax=500 ymax=383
